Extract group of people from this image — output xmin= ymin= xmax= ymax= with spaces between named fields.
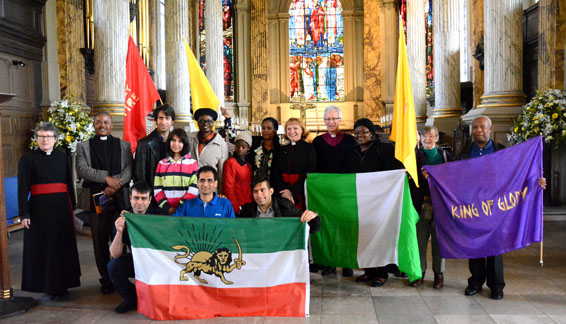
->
xmin=18 ymin=103 xmax=544 ymax=316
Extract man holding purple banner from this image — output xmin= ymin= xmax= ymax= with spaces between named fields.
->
xmin=455 ymin=116 xmax=506 ymax=300
xmin=453 ymin=116 xmax=546 ymax=300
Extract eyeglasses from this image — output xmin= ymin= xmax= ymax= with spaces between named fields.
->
xmin=354 ymin=131 xmax=371 ymax=137
xmin=324 ymin=118 xmax=341 ymax=122
xmin=198 ymin=119 xmax=214 ymax=125
xmin=37 ymin=135 xmax=56 ymax=140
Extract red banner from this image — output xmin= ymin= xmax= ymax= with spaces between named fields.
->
xmin=124 ymin=36 xmax=161 ymax=153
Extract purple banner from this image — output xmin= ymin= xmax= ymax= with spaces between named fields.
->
xmin=423 ymin=136 xmax=543 ymax=259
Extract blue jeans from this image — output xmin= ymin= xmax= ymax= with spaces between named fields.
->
xmin=108 ymin=253 xmax=136 ymax=304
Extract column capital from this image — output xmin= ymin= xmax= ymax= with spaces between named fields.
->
xmin=379 ymin=0 xmax=397 ymax=7
xmin=234 ymin=0 xmax=250 ymax=11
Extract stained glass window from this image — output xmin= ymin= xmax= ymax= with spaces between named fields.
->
xmin=223 ymin=0 xmax=234 ymax=102
xmin=425 ymin=0 xmax=433 ymax=97
xmin=289 ymin=0 xmax=344 ymax=102
xmin=198 ymin=0 xmax=235 ymax=102
xmin=400 ymin=0 xmax=407 ymax=40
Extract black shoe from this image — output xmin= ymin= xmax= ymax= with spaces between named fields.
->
xmin=47 ymin=290 xmax=69 ymax=300
xmin=355 ymin=273 xmax=377 ymax=283
xmin=101 ymin=281 xmax=115 ymax=294
xmin=370 ymin=277 xmax=387 ymax=287
xmin=394 ymin=272 xmax=407 ymax=278
xmin=321 ymin=267 xmax=337 ymax=275
xmin=490 ymin=290 xmax=504 ymax=300
xmin=115 ymin=301 xmax=137 ymax=314
xmin=464 ymin=285 xmax=482 ymax=296
xmin=309 ymin=264 xmax=320 ymax=273
xmin=342 ymin=268 xmax=353 ymax=277
xmin=410 ymin=278 xmax=423 ymax=287
xmin=433 ymin=272 xmax=444 ymax=289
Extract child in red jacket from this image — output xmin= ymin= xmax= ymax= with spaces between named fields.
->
xmin=223 ymin=131 xmax=253 ymax=213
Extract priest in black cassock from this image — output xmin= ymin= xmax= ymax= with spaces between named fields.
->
xmin=18 ymin=122 xmax=81 ymax=299
xmin=312 ymin=105 xmax=357 ymax=173
xmin=76 ymin=112 xmax=133 ymax=294
xmin=312 ymin=105 xmax=357 ymax=277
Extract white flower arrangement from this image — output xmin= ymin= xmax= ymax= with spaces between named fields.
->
xmin=30 ymin=97 xmax=95 ymax=153
xmin=507 ymin=89 xmax=566 ymax=146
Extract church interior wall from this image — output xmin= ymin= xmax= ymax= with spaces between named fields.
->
xmin=41 ymin=0 xmax=61 ymax=108
xmin=0 ymin=0 xmax=47 ymax=177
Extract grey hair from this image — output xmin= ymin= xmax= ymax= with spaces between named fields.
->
xmin=34 ymin=121 xmax=60 ymax=139
xmin=324 ymin=105 xmax=342 ymax=119
xmin=421 ymin=125 xmax=439 ymax=136
xmin=472 ymin=115 xmax=492 ymax=128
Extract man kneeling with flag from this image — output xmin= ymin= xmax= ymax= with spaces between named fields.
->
xmin=238 ymin=177 xmax=321 ymax=233
xmin=108 ymin=182 xmax=165 ymax=314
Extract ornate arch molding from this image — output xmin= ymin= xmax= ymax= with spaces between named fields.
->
xmin=266 ymin=0 xmax=364 ymax=131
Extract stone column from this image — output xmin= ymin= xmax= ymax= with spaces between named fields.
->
xmin=93 ymin=0 xmax=129 ymax=127
xmin=42 ymin=0 xmax=60 ymax=107
xmin=363 ymin=0 xmax=383 ymax=122
xmin=462 ymin=0 xmax=525 ymax=144
xmin=470 ymin=0 xmax=484 ymax=108
xmin=378 ymin=0 xmax=399 ymax=123
xmin=235 ymin=0 xmax=251 ymax=128
xmin=148 ymin=0 xmax=161 ymax=89
xmin=251 ymin=0 xmax=268 ymax=123
xmin=58 ymin=0 xmax=87 ymax=102
xmin=538 ymin=0 xmax=566 ymax=91
xmin=406 ymin=0 xmax=426 ymax=127
xmin=204 ymin=0 xmax=224 ymax=110
xmin=165 ymin=0 xmax=191 ymax=124
xmin=353 ymin=7 xmax=364 ymax=107
xmin=428 ymin=0 xmax=462 ymax=134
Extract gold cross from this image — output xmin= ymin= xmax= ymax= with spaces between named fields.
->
xmin=290 ymin=95 xmax=315 ymax=121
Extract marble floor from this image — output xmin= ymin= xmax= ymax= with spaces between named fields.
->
xmin=3 ymin=221 xmax=566 ymax=324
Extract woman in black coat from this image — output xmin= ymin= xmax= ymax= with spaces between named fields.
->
xmin=271 ymin=118 xmax=317 ymax=211
xmin=346 ymin=118 xmax=402 ymax=287
xmin=248 ymin=117 xmax=280 ymax=180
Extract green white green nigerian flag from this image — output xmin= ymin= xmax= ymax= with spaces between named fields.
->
xmin=124 ymin=215 xmax=310 ymax=320
xmin=306 ymin=169 xmax=422 ymax=281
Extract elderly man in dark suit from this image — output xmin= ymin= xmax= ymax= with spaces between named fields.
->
xmin=455 ymin=115 xmax=546 ymax=300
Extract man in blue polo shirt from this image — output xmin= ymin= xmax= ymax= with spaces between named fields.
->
xmin=173 ymin=165 xmax=235 ymax=218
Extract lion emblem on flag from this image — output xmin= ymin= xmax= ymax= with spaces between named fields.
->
xmin=171 ymin=237 xmax=246 ymax=285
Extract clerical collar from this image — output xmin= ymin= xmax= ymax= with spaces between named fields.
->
xmin=291 ymin=141 xmax=297 ymax=145
xmin=323 ymin=131 xmax=344 ymax=147
xmin=100 ymin=136 xmax=108 ymax=141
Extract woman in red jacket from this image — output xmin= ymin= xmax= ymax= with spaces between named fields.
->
xmin=223 ymin=131 xmax=253 ymax=213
